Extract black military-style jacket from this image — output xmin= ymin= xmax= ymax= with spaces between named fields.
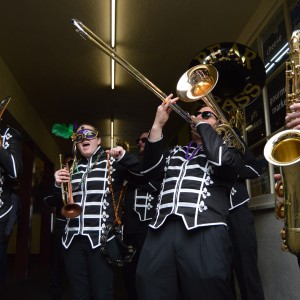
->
xmin=122 ymin=177 xmax=161 ymax=235
xmin=142 ymin=122 xmax=242 ymax=230
xmin=53 ymin=146 xmax=142 ymax=249
xmin=0 ymin=122 xmax=23 ymax=218
xmin=229 ymin=144 xmax=262 ymax=210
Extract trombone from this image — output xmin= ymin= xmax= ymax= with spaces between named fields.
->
xmin=71 ymin=19 xmax=246 ymax=153
xmin=71 ymin=19 xmax=195 ymax=125
xmin=59 ymin=154 xmax=82 ymax=218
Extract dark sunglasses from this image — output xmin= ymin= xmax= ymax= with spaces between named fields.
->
xmin=73 ymin=129 xmax=99 ymax=143
xmin=136 ymin=137 xmax=147 ymax=144
xmin=193 ymin=110 xmax=218 ymax=120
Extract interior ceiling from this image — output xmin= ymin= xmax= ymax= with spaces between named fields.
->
xmin=0 ymin=0 xmax=264 ymax=154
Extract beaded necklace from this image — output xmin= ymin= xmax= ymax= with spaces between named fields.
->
xmin=72 ymin=150 xmax=104 ymax=192
xmin=185 ymin=141 xmax=203 ymax=161
xmin=106 ymin=152 xmax=127 ymax=225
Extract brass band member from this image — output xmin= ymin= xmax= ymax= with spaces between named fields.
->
xmin=43 ymin=154 xmax=73 ymax=300
xmin=0 ymin=117 xmax=23 ymax=288
xmin=136 ymin=95 xmax=242 ymax=300
xmin=122 ymin=131 xmax=161 ymax=300
xmin=53 ymin=123 xmax=142 ymax=300
xmin=227 ymin=130 xmax=265 ymax=300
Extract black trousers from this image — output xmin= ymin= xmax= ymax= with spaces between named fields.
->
xmin=0 ymin=212 xmax=10 ymax=286
xmin=228 ymin=203 xmax=265 ymax=300
xmin=63 ymin=235 xmax=116 ymax=300
xmin=136 ymin=219 xmax=234 ymax=300
xmin=122 ymin=232 xmax=147 ymax=300
xmin=50 ymin=220 xmax=66 ymax=299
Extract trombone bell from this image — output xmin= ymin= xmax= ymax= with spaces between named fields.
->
xmin=177 ymin=65 xmax=218 ymax=102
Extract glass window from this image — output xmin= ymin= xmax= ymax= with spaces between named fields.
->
xmin=267 ymin=69 xmax=286 ymax=133
xmin=261 ymin=10 xmax=289 ymax=76
xmin=249 ymin=142 xmax=270 ymax=197
xmin=289 ymin=0 xmax=300 ymax=30
xmin=245 ymin=95 xmax=266 ymax=146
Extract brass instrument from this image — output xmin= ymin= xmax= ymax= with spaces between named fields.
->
xmin=264 ymin=30 xmax=300 ymax=255
xmin=71 ymin=19 xmax=192 ymax=125
xmin=177 ymin=64 xmax=246 ymax=152
xmin=71 ymin=19 xmax=267 ymax=153
xmin=59 ymin=154 xmax=82 ymax=218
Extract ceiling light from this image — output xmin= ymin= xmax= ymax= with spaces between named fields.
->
xmin=111 ymin=119 xmax=114 ymax=148
xmin=111 ymin=0 xmax=116 ymax=89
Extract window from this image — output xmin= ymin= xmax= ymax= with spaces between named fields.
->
xmin=261 ymin=10 xmax=289 ymax=77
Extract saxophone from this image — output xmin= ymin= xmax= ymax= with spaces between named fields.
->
xmin=264 ymin=30 xmax=300 ymax=255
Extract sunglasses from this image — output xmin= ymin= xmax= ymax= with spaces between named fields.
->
xmin=136 ymin=137 xmax=147 ymax=144
xmin=73 ymin=129 xmax=99 ymax=143
xmin=192 ymin=110 xmax=218 ymax=120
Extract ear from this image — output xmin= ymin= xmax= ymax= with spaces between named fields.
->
xmin=97 ymin=137 xmax=101 ymax=146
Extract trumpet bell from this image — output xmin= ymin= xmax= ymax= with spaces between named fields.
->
xmin=61 ymin=203 xmax=82 ymax=219
xmin=176 ymin=64 xmax=218 ymax=102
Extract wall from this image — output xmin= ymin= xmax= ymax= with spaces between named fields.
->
xmin=253 ymin=208 xmax=300 ymax=300
xmin=0 ymin=56 xmax=61 ymax=165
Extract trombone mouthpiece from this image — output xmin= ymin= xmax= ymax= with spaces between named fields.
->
xmin=71 ymin=19 xmax=88 ymax=39
xmin=71 ymin=19 xmax=83 ymax=30
xmin=71 ymin=18 xmax=79 ymax=25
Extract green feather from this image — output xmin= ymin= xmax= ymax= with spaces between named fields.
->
xmin=51 ymin=123 xmax=74 ymax=139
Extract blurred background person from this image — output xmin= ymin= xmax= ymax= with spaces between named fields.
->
xmin=0 ymin=97 xmax=23 ymax=290
xmin=43 ymin=154 xmax=73 ymax=300
xmin=227 ymin=130 xmax=265 ymax=300
xmin=121 ymin=132 xmax=160 ymax=300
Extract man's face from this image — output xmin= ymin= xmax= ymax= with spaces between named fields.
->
xmin=190 ymin=106 xmax=218 ymax=141
xmin=136 ymin=132 xmax=148 ymax=153
xmin=75 ymin=125 xmax=101 ymax=158
xmin=192 ymin=106 xmax=218 ymax=127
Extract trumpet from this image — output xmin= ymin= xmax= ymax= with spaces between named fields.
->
xmin=71 ymin=19 xmax=248 ymax=153
xmin=59 ymin=154 xmax=82 ymax=218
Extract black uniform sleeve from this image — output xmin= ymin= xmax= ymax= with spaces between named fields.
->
xmin=196 ymin=122 xmax=243 ymax=180
xmin=0 ymin=127 xmax=23 ymax=178
xmin=238 ymin=145 xmax=262 ymax=180
xmin=140 ymin=138 xmax=165 ymax=181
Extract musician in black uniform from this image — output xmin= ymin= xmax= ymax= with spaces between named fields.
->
xmin=136 ymin=95 xmax=242 ymax=300
xmin=122 ymin=132 xmax=160 ymax=300
xmin=43 ymin=154 xmax=73 ymax=300
xmin=54 ymin=123 xmax=142 ymax=300
xmin=227 ymin=132 xmax=265 ymax=300
xmin=0 ymin=116 xmax=23 ymax=289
